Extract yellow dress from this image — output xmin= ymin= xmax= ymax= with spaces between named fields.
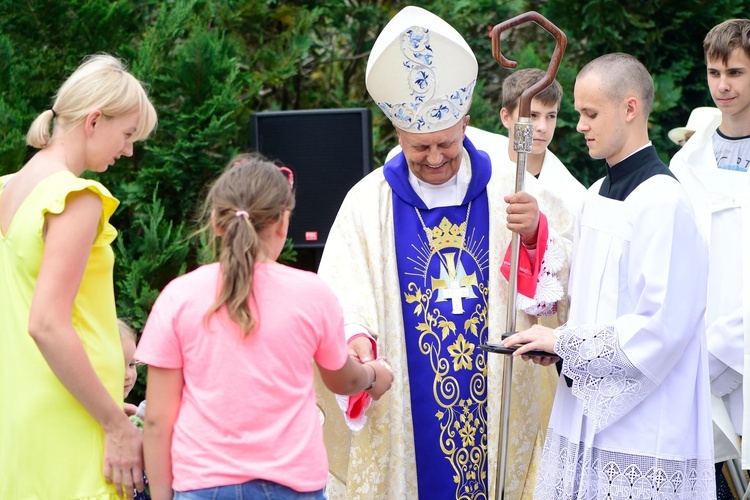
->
xmin=0 ymin=170 xmax=124 ymax=499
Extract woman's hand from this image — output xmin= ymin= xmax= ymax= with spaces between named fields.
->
xmin=124 ymin=402 xmax=139 ymax=416
xmin=103 ymin=416 xmax=145 ymax=499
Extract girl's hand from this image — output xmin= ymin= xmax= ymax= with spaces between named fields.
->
xmin=123 ymin=402 xmax=139 ymax=417
xmin=365 ymin=358 xmax=394 ymax=400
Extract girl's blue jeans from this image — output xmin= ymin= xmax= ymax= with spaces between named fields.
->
xmin=173 ymin=479 xmax=326 ymax=500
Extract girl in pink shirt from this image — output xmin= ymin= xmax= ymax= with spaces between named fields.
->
xmin=136 ymin=154 xmax=392 ymax=500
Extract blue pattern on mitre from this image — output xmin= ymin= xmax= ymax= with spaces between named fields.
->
xmin=366 ymin=6 xmax=478 ymax=133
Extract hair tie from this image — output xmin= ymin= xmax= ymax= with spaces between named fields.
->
xmin=235 ymin=210 xmax=251 ymax=220
xmin=50 ymin=109 xmax=57 ymax=119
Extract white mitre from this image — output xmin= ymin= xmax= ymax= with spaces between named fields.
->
xmin=366 ymin=6 xmax=478 ymax=133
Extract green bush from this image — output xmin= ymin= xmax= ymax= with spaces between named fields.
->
xmin=1 ymin=0 xmax=742 ymax=403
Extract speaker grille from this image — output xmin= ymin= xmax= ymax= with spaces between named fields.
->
xmin=250 ymin=109 xmax=372 ymax=248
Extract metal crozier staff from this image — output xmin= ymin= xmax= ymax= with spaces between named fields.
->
xmin=480 ymin=11 xmax=567 ymax=500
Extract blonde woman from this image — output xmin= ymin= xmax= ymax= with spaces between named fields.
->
xmin=0 ymin=54 xmax=157 ymax=499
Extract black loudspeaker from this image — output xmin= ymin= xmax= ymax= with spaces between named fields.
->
xmin=250 ymin=108 xmax=372 ymax=248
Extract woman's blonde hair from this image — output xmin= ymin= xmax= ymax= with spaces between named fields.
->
xmin=200 ymin=153 xmax=296 ymax=336
xmin=26 ymin=53 xmax=158 ymax=149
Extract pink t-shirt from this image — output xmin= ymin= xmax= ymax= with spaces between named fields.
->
xmin=135 ymin=262 xmax=348 ymax=492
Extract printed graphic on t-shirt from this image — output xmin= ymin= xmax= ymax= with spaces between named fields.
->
xmin=713 ymin=131 xmax=750 ymax=172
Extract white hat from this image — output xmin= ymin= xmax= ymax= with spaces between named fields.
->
xmin=366 ymin=6 xmax=477 ymax=133
xmin=668 ymin=107 xmax=722 ymax=145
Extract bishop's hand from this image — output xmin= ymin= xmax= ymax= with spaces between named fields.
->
xmin=348 ymin=335 xmax=374 ymax=363
xmin=504 ymin=191 xmax=540 ymax=245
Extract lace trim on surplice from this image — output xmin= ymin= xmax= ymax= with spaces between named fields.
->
xmin=516 ymin=235 xmax=565 ymax=317
xmin=555 ymin=323 xmax=658 ymax=432
xmin=534 ymin=431 xmax=715 ymax=499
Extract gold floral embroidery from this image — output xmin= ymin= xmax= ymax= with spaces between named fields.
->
xmin=403 ymin=274 xmax=489 ymax=499
xmin=448 ymin=334 xmax=474 ymax=371
xmin=458 ymin=412 xmax=477 ymax=448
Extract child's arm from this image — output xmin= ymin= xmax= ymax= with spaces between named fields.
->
xmin=143 ymin=366 xmax=183 ymax=500
xmin=318 ymin=356 xmax=393 ymax=400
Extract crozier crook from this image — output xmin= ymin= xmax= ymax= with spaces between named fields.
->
xmin=482 ymin=11 xmax=566 ymax=500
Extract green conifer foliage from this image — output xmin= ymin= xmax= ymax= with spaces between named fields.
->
xmin=0 ymin=0 xmax=745 ymax=402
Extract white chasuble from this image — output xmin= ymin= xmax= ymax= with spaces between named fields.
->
xmin=316 ymin=138 xmax=573 ymax=500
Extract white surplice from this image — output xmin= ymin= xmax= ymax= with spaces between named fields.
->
xmin=670 ymin=115 xmax=750 ymax=467
xmin=317 ymin=143 xmax=575 ymax=500
xmin=535 ymin=174 xmax=715 ymax=499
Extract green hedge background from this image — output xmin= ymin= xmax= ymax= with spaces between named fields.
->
xmin=1 ymin=0 xmax=742 ymax=402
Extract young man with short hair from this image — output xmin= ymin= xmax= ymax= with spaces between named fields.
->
xmin=504 ymin=53 xmax=715 ymax=498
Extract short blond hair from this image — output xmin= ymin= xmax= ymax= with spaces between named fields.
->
xmin=26 ymin=54 xmax=158 ymax=149
xmin=117 ymin=318 xmax=137 ymax=343
xmin=577 ymin=53 xmax=654 ymax=117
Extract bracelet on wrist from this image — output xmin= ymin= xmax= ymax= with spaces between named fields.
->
xmin=365 ymin=363 xmax=377 ymax=390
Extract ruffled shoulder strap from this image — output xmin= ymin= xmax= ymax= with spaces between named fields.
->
xmin=42 ymin=172 xmax=118 ymax=219
xmin=40 ymin=171 xmax=120 ymax=243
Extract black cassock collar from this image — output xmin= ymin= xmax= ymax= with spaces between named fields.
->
xmin=599 ymin=145 xmax=676 ymax=201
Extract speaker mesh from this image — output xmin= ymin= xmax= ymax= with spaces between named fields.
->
xmin=250 ymin=109 xmax=372 ymax=248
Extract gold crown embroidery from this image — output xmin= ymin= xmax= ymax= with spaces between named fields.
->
xmin=428 ymin=217 xmax=467 ymax=251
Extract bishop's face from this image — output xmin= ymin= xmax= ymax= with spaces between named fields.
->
xmin=397 ymin=117 xmax=468 ymax=186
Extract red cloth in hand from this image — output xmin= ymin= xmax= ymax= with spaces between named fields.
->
xmin=500 ymin=212 xmax=549 ymax=298
xmin=345 ymin=334 xmax=378 ymax=420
